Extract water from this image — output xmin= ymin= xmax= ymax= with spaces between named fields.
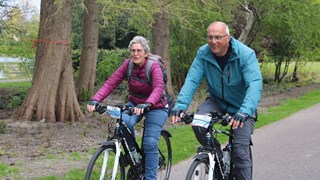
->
xmin=0 ymin=57 xmax=33 ymax=80
xmin=0 ymin=57 xmax=23 ymax=63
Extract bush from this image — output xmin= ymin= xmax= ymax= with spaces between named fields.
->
xmin=0 ymin=87 xmax=28 ymax=110
xmin=96 ymin=49 xmax=129 ymax=86
xmin=0 ymin=121 xmax=6 ymax=134
xmin=72 ymin=48 xmax=130 ymax=87
xmin=9 ymin=95 xmax=24 ymax=109
xmin=72 ymin=49 xmax=81 ymax=74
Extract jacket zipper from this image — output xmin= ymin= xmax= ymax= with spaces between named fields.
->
xmin=221 ymin=73 xmax=224 ymax=100
xmin=227 ymin=66 xmax=230 ymax=84
xmin=221 ymin=66 xmax=230 ymax=102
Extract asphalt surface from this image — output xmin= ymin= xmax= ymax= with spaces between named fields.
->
xmin=170 ymin=103 xmax=320 ymax=180
xmin=0 ymin=78 xmax=31 ymax=83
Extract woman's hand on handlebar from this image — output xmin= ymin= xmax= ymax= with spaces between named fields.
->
xmin=87 ymin=100 xmax=99 ymax=112
xmin=170 ymin=108 xmax=185 ymax=124
xmin=134 ymin=103 xmax=152 ymax=115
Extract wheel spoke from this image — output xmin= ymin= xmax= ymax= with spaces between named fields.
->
xmin=85 ymin=144 xmax=126 ymax=180
xmin=186 ymin=159 xmax=210 ymax=180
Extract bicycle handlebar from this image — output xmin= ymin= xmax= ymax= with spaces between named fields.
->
xmin=181 ymin=111 xmax=232 ymax=127
xmin=94 ymin=103 xmax=150 ymax=116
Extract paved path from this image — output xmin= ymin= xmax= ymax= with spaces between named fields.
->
xmin=0 ymin=78 xmax=31 ymax=83
xmin=170 ymin=103 xmax=320 ymax=180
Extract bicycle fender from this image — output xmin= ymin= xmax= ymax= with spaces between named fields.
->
xmin=99 ymin=140 xmax=116 ymax=146
xmin=161 ymin=129 xmax=172 ymax=137
xmin=193 ymin=152 xmax=209 ymax=161
xmin=192 ymin=152 xmax=215 ymax=180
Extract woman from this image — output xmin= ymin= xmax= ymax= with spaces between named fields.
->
xmin=87 ymin=36 xmax=168 ymax=180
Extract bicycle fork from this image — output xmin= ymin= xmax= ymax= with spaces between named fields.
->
xmin=100 ymin=140 xmax=121 ymax=180
xmin=207 ymin=152 xmax=215 ymax=180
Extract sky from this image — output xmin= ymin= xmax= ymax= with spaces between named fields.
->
xmin=34 ymin=0 xmax=40 ymax=12
xmin=17 ymin=0 xmax=41 ymax=19
xmin=29 ymin=0 xmax=40 ymax=13
xmin=17 ymin=0 xmax=40 ymax=14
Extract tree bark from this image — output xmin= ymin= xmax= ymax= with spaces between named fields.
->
xmin=75 ymin=0 xmax=99 ymax=102
xmin=238 ymin=2 xmax=260 ymax=46
xmin=151 ymin=8 xmax=174 ymax=96
xmin=15 ymin=0 xmax=84 ymax=122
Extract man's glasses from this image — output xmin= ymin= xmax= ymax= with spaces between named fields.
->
xmin=206 ymin=35 xmax=229 ymax=41
xmin=130 ymin=49 xmax=144 ymax=54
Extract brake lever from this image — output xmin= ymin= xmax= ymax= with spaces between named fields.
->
xmin=181 ymin=112 xmax=194 ymax=124
xmin=221 ymin=114 xmax=232 ymax=126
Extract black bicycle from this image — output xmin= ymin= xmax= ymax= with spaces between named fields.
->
xmin=85 ymin=103 xmax=172 ymax=180
xmin=181 ymin=112 xmax=252 ymax=180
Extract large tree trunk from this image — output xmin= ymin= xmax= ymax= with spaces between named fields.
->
xmin=151 ymin=8 xmax=174 ymax=96
xmin=75 ymin=0 xmax=99 ymax=102
xmin=15 ymin=0 xmax=84 ymax=122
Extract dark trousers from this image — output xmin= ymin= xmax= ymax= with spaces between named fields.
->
xmin=193 ymin=97 xmax=254 ymax=180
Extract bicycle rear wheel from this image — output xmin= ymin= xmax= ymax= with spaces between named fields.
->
xmin=185 ymin=158 xmax=210 ymax=180
xmin=157 ymin=131 xmax=172 ymax=180
xmin=85 ymin=144 xmax=126 ymax=180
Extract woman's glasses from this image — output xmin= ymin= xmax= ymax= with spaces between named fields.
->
xmin=130 ymin=49 xmax=144 ymax=54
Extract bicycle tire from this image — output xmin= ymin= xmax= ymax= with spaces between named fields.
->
xmin=85 ymin=144 xmax=126 ymax=180
xmin=185 ymin=158 xmax=210 ymax=180
xmin=157 ymin=131 xmax=172 ymax=180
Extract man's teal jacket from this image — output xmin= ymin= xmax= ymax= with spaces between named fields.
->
xmin=174 ymin=37 xmax=262 ymax=116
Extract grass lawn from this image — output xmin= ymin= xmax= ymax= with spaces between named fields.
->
xmin=1 ymin=61 xmax=320 ymax=179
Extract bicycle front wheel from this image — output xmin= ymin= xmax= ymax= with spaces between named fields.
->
xmin=85 ymin=144 xmax=126 ymax=180
xmin=157 ymin=131 xmax=172 ymax=180
xmin=185 ymin=158 xmax=210 ymax=180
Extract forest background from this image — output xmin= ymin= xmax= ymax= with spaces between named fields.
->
xmin=0 ymin=0 xmax=320 ymax=179
xmin=0 ymin=0 xmax=320 ymax=122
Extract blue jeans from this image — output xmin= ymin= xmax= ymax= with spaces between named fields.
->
xmin=122 ymin=102 xmax=168 ymax=180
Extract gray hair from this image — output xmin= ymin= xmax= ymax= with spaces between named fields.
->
xmin=225 ymin=25 xmax=230 ymax=35
xmin=207 ymin=21 xmax=230 ymax=35
xmin=128 ymin=36 xmax=150 ymax=53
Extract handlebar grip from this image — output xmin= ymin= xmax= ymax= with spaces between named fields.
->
xmin=181 ymin=112 xmax=194 ymax=124
xmin=96 ymin=104 xmax=107 ymax=114
xmin=221 ymin=115 xmax=232 ymax=126
xmin=125 ymin=105 xmax=135 ymax=115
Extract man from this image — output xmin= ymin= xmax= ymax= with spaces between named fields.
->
xmin=170 ymin=21 xmax=262 ymax=180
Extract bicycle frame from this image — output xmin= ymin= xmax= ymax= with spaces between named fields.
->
xmin=116 ymin=119 xmax=143 ymax=166
xmin=189 ymin=135 xmax=232 ymax=180
xmin=97 ymin=106 xmax=143 ymax=180
xmin=184 ymin=112 xmax=233 ymax=180
xmin=212 ymin=128 xmax=233 ymax=180
xmin=86 ymin=104 xmax=172 ymax=180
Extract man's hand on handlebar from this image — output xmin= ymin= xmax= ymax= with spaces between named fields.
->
xmin=87 ymin=100 xmax=99 ymax=112
xmin=229 ymin=112 xmax=249 ymax=129
xmin=134 ymin=103 xmax=152 ymax=115
xmin=170 ymin=108 xmax=185 ymax=124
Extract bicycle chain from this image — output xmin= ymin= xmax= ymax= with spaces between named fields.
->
xmin=215 ymin=150 xmax=226 ymax=180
